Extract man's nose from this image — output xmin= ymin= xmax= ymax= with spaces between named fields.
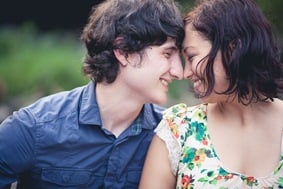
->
xmin=169 ymin=56 xmax=183 ymax=80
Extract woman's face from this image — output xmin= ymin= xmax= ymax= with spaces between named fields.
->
xmin=182 ymin=24 xmax=229 ymax=103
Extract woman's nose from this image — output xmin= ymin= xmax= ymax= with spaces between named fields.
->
xmin=183 ymin=62 xmax=193 ymax=79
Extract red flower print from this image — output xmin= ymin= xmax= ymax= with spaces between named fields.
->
xmin=215 ymin=175 xmax=222 ymax=180
xmin=202 ymin=139 xmax=208 ymax=145
xmin=181 ymin=175 xmax=191 ymax=188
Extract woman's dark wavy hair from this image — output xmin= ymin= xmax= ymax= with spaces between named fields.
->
xmin=81 ymin=0 xmax=184 ymax=83
xmin=185 ymin=0 xmax=283 ymax=105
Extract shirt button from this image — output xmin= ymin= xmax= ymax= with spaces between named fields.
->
xmin=62 ymin=175 xmax=70 ymax=183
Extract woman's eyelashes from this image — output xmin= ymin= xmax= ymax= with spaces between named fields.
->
xmin=186 ymin=53 xmax=195 ymax=63
xmin=188 ymin=55 xmax=194 ymax=62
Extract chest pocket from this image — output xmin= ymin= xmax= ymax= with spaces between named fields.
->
xmin=125 ymin=170 xmax=141 ymax=189
xmin=41 ymin=168 xmax=92 ymax=187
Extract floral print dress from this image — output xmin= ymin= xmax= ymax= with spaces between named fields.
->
xmin=155 ymin=103 xmax=283 ymax=189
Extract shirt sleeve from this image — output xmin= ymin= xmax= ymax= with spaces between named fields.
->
xmin=0 ymin=108 xmax=36 ymax=185
xmin=155 ymin=119 xmax=181 ymax=176
xmin=154 ymin=103 xmax=188 ymax=176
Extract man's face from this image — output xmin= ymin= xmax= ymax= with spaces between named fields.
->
xmin=118 ymin=37 xmax=183 ymax=105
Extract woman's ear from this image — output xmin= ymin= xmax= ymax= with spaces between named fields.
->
xmin=114 ymin=49 xmax=128 ymax=67
xmin=229 ymin=39 xmax=241 ymax=54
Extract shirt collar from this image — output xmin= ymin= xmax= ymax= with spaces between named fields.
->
xmin=79 ymin=81 xmax=102 ymax=125
xmin=120 ymin=104 xmax=161 ymax=136
xmin=78 ymin=81 xmax=162 ymax=131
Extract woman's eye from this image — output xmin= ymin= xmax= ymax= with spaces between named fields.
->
xmin=188 ymin=55 xmax=194 ymax=62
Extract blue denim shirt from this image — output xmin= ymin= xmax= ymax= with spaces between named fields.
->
xmin=0 ymin=81 xmax=164 ymax=189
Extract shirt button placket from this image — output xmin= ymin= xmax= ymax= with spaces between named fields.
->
xmin=105 ymin=145 xmax=120 ymax=184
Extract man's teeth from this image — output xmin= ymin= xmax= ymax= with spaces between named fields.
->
xmin=161 ymin=79 xmax=168 ymax=86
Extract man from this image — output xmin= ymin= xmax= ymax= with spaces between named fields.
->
xmin=0 ymin=0 xmax=184 ymax=188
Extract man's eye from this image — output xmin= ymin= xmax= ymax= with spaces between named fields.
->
xmin=164 ymin=52 xmax=171 ymax=58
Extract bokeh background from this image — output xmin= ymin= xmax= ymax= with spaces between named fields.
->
xmin=0 ymin=0 xmax=282 ymax=122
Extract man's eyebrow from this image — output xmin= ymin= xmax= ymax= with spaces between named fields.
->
xmin=163 ymin=45 xmax=178 ymax=51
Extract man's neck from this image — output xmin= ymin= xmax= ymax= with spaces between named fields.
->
xmin=95 ymin=82 xmax=144 ymax=137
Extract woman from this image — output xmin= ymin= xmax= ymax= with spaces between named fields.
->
xmin=139 ymin=0 xmax=283 ymax=188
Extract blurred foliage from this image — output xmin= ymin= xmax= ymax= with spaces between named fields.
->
xmin=256 ymin=0 xmax=283 ymax=35
xmin=0 ymin=23 xmax=88 ymax=105
xmin=176 ymin=0 xmax=195 ymax=13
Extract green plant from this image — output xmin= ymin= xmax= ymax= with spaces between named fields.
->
xmin=0 ymin=23 xmax=88 ymax=105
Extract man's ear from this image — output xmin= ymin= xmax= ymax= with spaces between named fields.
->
xmin=114 ymin=49 xmax=128 ymax=67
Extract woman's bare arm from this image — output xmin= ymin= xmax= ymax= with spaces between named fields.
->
xmin=139 ymin=135 xmax=176 ymax=189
